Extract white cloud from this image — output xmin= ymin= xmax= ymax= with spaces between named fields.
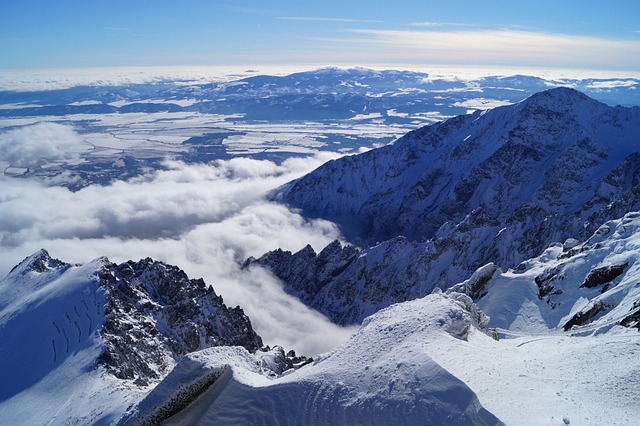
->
xmin=343 ymin=29 xmax=640 ymax=70
xmin=0 ymin=123 xmax=89 ymax=168
xmin=0 ymin=66 xmax=313 ymax=92
xmin=452 ymin=98 xmax=513 ymax=110
xmin=585 ymin=80 xmax=638 ymax=89
xmin=0 ymin=155 xmax=354 ymax=355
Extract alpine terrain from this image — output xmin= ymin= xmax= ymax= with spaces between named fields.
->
xmin=0 ymin=250 xmax=264 ymax=424
xmin=1 ymin=87 xmax=639 ymax=425
xmin=261 ymin=88 xmax=640 ymax=324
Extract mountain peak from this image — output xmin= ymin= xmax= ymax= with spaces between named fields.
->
xmin=7 ymin=249 xmax=68 ymax=277
xmin=519 ymin=86 xmax=602 ymax=112
xmin=271 ymin=88 xmax=640 ymax=311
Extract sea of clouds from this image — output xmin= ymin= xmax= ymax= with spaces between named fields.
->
xmin=0 ymin=122 xmax=356 ymax=355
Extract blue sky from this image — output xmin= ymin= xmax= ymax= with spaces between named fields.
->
xmin=1 ymin=0 xmax=640 ymax=70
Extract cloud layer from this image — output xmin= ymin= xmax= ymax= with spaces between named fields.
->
xmin=0 ymin=153 xmax=356 ymax=355
xmin=0 ymin=123 xmax=89 ymax=168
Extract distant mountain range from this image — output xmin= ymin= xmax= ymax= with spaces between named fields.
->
xmin=2 ymin=67 xmax=640 ymax=189
xmin=2 ymin=67 xmax=639 ymax=119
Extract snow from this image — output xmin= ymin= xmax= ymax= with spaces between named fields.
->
xmin=428 ymin=328 xmax=640 ymax=426
xmin=123 ymin=293 xmax=501 ymax=424
xmin=1 ymin=83 xmax=640 ymax=424
xmin=0 ymin=254 xmax=145 ymax=425
xmin=477 ymin=212 xmax=640 ymax=334
xmin=139 ymin=211 xmax=640 ymax=425
xmin=118 ymin=280 xmax=640 ymax=425
xmin=2 ymin=213 xmax=640 ymax=425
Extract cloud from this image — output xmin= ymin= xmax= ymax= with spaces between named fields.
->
xmin=279 ymin=16 xmax=382 ymax=23
xmin=584 ymin=80 xmax=638 ymax=89
xmin=0 ymin=154 xmax=354 ymax=355
xmin=0 ymin=66 xmax=314 ymax=92
xmin=0 ymin=123 xmax=89 ymax=168
xmin=342 ymin=28 xmax=640 ymax=70
xmin=409 ymin=22 xmax=479 ymax=28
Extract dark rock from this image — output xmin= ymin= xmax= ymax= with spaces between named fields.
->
xmin=97 ymin=258 xmax=262 ymax=384
xmin=535 ymin=267 xmax=564 ymax=301
xmin=620 ymin=308 xmax=640 ymax=329
xmin=563 ymin=302 xmax=610 ymax=331
xmin=580 ymin=263 xmax=628 ymax=288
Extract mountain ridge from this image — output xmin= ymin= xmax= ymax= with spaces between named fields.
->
xmin=0 ymin=250 xmax=263 ymax=404
xmin=260 ymin=88 xmax=640 ymax=324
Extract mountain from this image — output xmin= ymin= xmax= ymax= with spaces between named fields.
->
xmin=118 ymin=291 xmax=502 ymax=425
xmin=263 ymin=88 xmax=640 ymax=323
xmin=4 ymin=214 xmax=639 ymax=424
xmin=121 ymin=231 xmax=640 ymax=425
xmin=0 ymin=250 xmax=262 ymax=424
xmin=461 ymin=211 xmax=640 ymax=334
xmin=3 ymin=68 xmax=639 ymax=191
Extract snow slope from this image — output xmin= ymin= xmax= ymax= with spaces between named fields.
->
xmin=437 ymin=211 xmax=640 ymax=424
xmin=259 ymin=88 xmax=640 ymax=324
xmin=0 ymin=251 xmax=136 ymax=424
xmin=460 ymin=211 xmax=640 ymax=335
xmin=0 ymin=251 xmax=262 ymax=425
xmin=121 ymin=279 xmax=640 ymax=426
xmin=427 ymin=321 xmax=639 ymax=425
xmin=121 ymin=292 xmax=502 ymax=425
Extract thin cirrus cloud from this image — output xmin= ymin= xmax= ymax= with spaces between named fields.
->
xmin=409 ymin=21 xmax=480 ymax=28
xmin=342 ymin=28 xmax=640 ymax=69
xmin=279 ymin=16 xmax=383 ymax=23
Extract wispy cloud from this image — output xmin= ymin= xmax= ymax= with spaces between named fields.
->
xmin=218 ymin=5 xmax=276 ymax=15
xmin=410 ymin=22 xmax=479 ymax=28
xmin=342 ymin=28 xmax=640 ymax=69
xmin=280 ymin=16 xmax=382 ymax=24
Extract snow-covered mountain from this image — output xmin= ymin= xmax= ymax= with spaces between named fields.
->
xmin=0 ymin=250 xmax=262 ymax=424
xmin=118 ymin=210 xmax=640 ymax=425
xmin=119 ymin=291 xmax=502 ymax=425
xmin=459 ymin=211 xmax=640 ymax=335
xmin=2 ymin=211 xmax=640 ymax=425
xmin=3 ymin=86 xmax=640 ymax=425
xmin=262 ymin=88 xmax=640 ymax=323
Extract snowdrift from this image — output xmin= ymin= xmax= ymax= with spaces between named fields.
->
xmin=122 ymin=292 xmax=502 ymax=425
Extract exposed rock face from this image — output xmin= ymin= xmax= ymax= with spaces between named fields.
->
xmin=98 ymin=257 xmax=263 ymax=383
xmin=563 ymin=302 xmax=610 ymax=331
xmin=247 ymin=237 xmax=439 ymax=325
xmin=8 ymin=249 xmax=68 ymax=275
xmin=3 ymin=250 xmax=263 ymax=387
xmin=261 ymin=89 xmax=640 ymax=324
xmin=472 ymin=212 xmax=640 ymax=334
xmin=581 ymin=263 xmax=628 ymax=289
